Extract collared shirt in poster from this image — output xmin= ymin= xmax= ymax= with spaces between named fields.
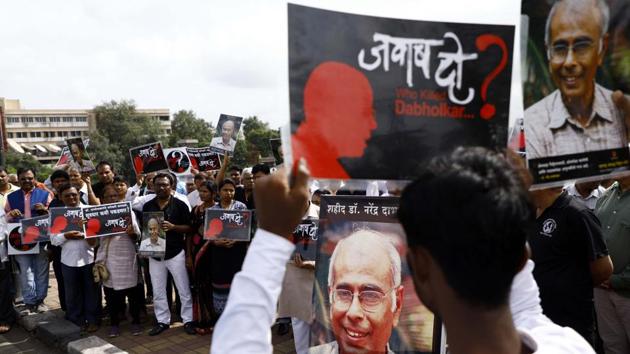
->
xmin=142 ymin=196 xmax=191 ymax=261
xmin=83 ymin=202 xmax=133 ymax=238
xmin=528 ymin=192 xmax=608 ymax=335
xmin=525 ymin=85 xmax=628 ymax=159
xmin=129 ymin=142 xmax=169 ymax=176
xmin=20 ymin=215 xmax=50 ymax=244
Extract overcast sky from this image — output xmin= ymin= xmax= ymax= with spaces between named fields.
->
xmin=0 ymin=0 xmax=522 ymax=130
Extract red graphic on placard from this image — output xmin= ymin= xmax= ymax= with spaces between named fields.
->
xmin=50 ymin=216 xmax=68 ymax=234
xmin=133 ymin=156 xmax=144 ymax=175
xmin=204 ymin=218 xmax=223 ymax=239
xmin=24 ymin=226 xmax=40 ymax=244
xmin=475 ymin=34 xmax=508 ymax=120
xmin=86 ymin=218 xmax=101 ymax=237
xmin=292 ymin=61 xmax=376 ymax=179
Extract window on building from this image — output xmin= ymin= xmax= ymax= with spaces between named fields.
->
xmin=49 ymin=117 xmax=61 ymax=123
xmin=75 ymin=116 xmax=87 ymax=122
xmin=20 ymin=117 xmax=33 ymax=123
xmin=34 ymin=117 xmax=46 ymax=123
xmin=62 ymin=117 xmax=73 ymax=122
xmin=159 ymin=115 xmax=169 ymax=121
xmin=7 ymin=133 xmax=13 ymax=138
xmin=16 ymin=132 xmax=27 ymax=138
xmin=29 ymin=132 xmax=42 ymax=138
xmin=6 ymin=117 xmax=19 ymax=124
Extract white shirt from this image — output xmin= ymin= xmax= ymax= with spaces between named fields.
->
xmin=139 ymin=237 xmax=165 ymax=252
xmin=187 ymin=189 xmax=201 ymax=208
xmin=51 ymin=231 xmax=94 ymax=267
xmin=210 ymin=136 xmax=237 ymax=152
xmin=564 ymin=183 xmax=605 ymax=210
xmin=211 ymin=230 xmax=595 ymax=354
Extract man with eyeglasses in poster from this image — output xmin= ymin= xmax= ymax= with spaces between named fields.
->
xmin=309 ymin=230 xmax=402 ymax=354
xmin=525 ymin=0 xmax=630 ymax=160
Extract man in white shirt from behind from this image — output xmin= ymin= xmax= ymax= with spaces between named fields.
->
xmin=211 ymin=155 xmax=595 ymax=354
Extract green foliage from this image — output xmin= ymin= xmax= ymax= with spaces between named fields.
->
xmin=241 ymin=116 xmax=280 ymax=164
xmin=89 ymin=99 xmax=164 ymax=178
xmin=5 ymin=151 xmax=52 ymax=180
xmin=168 ymin=110 xmax=214 ymax=147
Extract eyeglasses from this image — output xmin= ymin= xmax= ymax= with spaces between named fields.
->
xmin=549 ymin=39 xmax=598 ymax=61
xmin=331 ymin=287 xmax=395 ymax=313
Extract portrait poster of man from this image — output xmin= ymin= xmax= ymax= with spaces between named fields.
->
xmin=290 ymin=218 xmax=318 ymax=261
xmin=8 ymin=223 xmax=40 ymax=256
xmin=163 ymin=147 xmax=191 ymax=175
xmin=49 ymin=207 xmax=85 ymax=235
xmin=203 ymin=209 xmax=252 ymax=241
xmin=310 ymin=196 xmax=441 ymax=354
xmin=66 ymin=137 xmax=96 ymax=174
xmin=289 ymin=4 xmax=514 ymax=180
xmin=20 ymin=215 xmax=50 ymax=245
xmin=270 ymin=138 xmax=284 ymax=166
xmin=83 ymin=202 xmax=132 ymax=238
xmin=186 ymin=147 xmax=222 ymax=172
xmin=210 ymin=114 xmax=243 ymax=155
xmin=139 ymin=212 xmax=166 ymax=258
xmin=522 ymin=0 xmax=630 ymax=186
xmin=129 ymin=142 xmax=169 ymax=176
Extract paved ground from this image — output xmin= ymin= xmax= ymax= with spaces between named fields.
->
xmin=29 ymin=267 xmax=297 ymax=354
xmin=0 ymin=325 xmax=63 ymax=354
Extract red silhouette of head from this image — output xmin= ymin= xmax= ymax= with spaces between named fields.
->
xmin=303 ymin=62 xmax=376 ymax=157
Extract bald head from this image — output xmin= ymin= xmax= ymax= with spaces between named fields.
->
xmin=545 ymin=0 xmax=609 ymax=46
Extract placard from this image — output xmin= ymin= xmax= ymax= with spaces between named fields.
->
xmin=20 ymin=215 xmax=50 ymax=244
xmin=8 ymin=223 xmax=40 ymax=255
xmin=129 ymin=142 xmax=169 ymax=176
xmin=289 ymin=4 xmax=514 ymax=180
xmin=83 ymin=202 xmax=133 ymax=238
xmin=66 ymin=137 xmax=96 ymax=174
xmin=203 ymin=209 xmax=252 ymax=241
xmin=186 ymin=147 xmax=222 ymax=172
xmin=49 ymin=207 xmax=85 ymax=235
xmin=164 ymin=147 xmax=192 ymax=175
xmin=290 ymin=218 xmax=318 ymax=261
xmin=310 ymin=196 xmax=441 ymax=353
xmin=209 ymin=114 xmax=243 ymax=155
xmin=138 ymin=212 xmax=166 ymax=258
xmin=522 ymin=1 xmax=630 ymax=186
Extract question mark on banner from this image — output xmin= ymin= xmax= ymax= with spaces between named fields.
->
xmin=475 ymin=34 xmax=508 ymax=120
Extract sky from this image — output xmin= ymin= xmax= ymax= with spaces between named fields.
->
xmin=0 ymin=0 xmax=522 ymax=130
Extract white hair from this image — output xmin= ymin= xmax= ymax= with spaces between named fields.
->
xmin=328 ymin=230 xmax=402 ymax=312
xmin=544 ymin=0 xmax=610 ymax=50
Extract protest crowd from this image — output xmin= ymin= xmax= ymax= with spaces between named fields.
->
xmin=3 ymin=0 xmax=630 ymax=354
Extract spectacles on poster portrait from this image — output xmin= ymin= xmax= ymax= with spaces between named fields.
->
xmin=331 ymin=286 xmax=398 ymax=313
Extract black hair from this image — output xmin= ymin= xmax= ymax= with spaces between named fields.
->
xmin=112 ymin=176 xmax=129 ymax=186
xmin=17 ymin=167 xmax=36 ymax=178
xmin=154 ymin=172 xmax=174 ymax=186
xmin=193 ymin=173 xmax=206 ymax=181
xmin=198 ymin=180 xmax=218 ymax=194
xmin=229 ymin=165 xmax=242 ymax=173
xmin=0 ymin=166 xmax=7 ymax=174
xmin=102 ymin=183 xmax=118 ymax=195
xmin=58 ymin=183 xmax=76 ymax=197
xmin=252 ymin=164 xmax=270 ymax=176
xmin=397 ymin=147 xmax=533 ymax=309
xmin=50 ymin=170 xmax=70 ymax=182
xmin=96 ymin=161 xmax=113 ymax=172
xmin=218 ymin=178 xmax=237 ymax=191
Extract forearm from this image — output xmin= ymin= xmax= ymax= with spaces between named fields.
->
xmin=172 ymin=224 xmax=193 ymax=234
xmin=51 ymin=233 xmax=66 ymax=246
xmin=211 ymin=229 xmax=295 ymax=354
xmin=86 ymin=184 xmax=100 ymax=205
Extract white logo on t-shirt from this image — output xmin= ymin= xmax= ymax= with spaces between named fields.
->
xmin=540 ymin=218 xmax=557 ymax=237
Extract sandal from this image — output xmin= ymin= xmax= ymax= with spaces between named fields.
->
xmin=0 ymin=324 xmax=11 ymax=334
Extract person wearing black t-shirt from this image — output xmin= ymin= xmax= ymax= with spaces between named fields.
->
xmin=142 ymin=173 xmax=195 ymax=336
xmin=528 ymin=187 xmax=613 ymax=344
xmin=91 ymin=161 xmax=115 ymax=201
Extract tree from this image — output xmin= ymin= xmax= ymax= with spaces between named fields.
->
xmin=5 ymin=151 xmax=52 ymax=180
xmin=168 ymin=110 xmax=215 ymax=147
xmin=90 ymin=100 xmax=164 ymax=178
xmin=242 ymin=116 xmax=280 ymax=160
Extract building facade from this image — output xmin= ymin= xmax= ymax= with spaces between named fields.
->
xmin=0 ymin=98 xmax=171 ymax=163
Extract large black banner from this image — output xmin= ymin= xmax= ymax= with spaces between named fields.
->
xmin=129 ymin=142 xmax=169 ymax=176
xmin=289 ymin=4 xmax=514 ymax=180
xmin=49 ymin=207 xmax=84 ymax=235
xmin=21 ymin=215 xmax=49 ymax=244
